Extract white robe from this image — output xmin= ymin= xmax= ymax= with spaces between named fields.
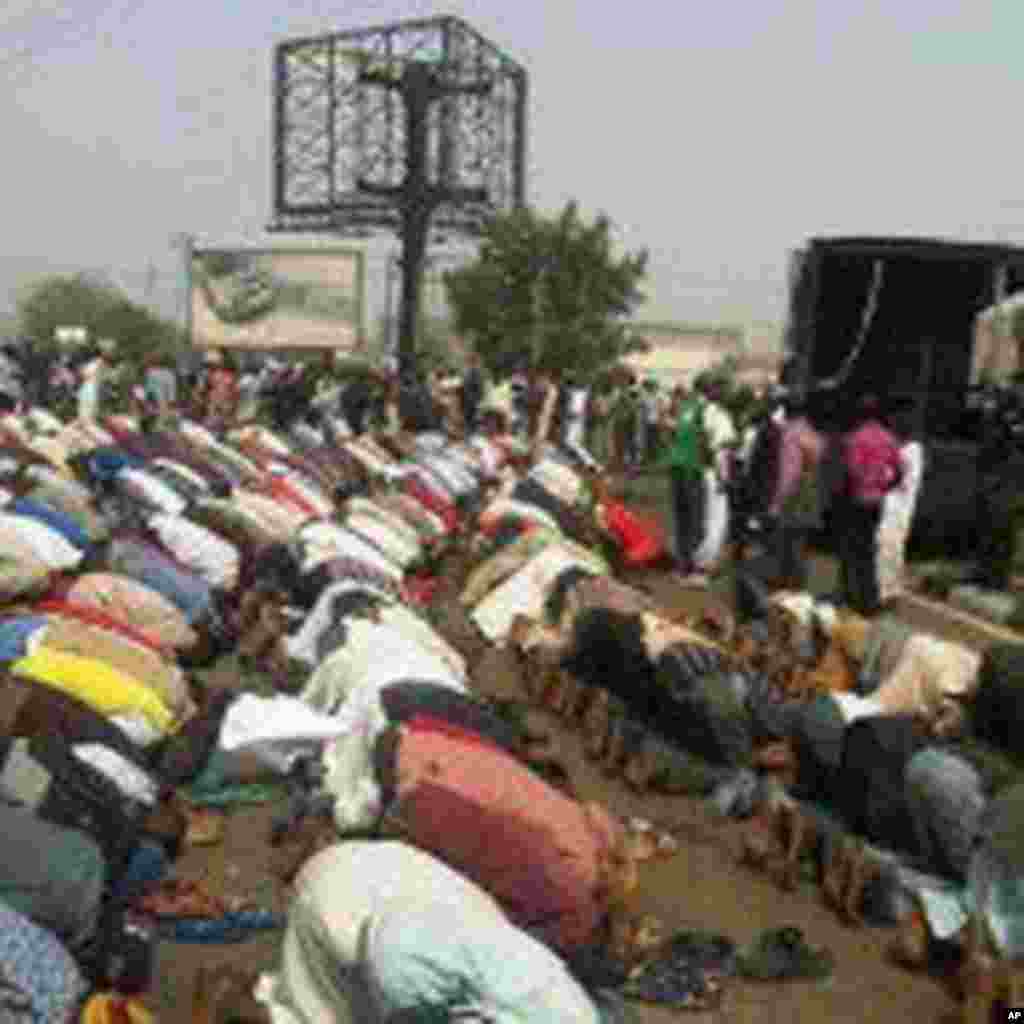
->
xmin=876 ymin=441 xmax=925 ymax=603
xmin=260 ymin=842 xmax=601 ymax=1024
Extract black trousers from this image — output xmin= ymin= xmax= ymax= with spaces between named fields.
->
xmin=975 ymin=475 xmax=1016 ymax=590
xmin=775 ymin=525 xmax=809 ymax=590
xmin=836 ymin=498 xmax=882 ymax=615
xmin=670 ymin=467 xmax=705 ymax=570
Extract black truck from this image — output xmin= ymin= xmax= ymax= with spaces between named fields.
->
xmin=780 ymin=236 xmax=1024 ymax=557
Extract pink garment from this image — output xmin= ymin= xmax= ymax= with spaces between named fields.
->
xmin=769 ymin=417 xmax=826 ymax=516
xmin=394 ymin=716 xmax=622 ymax=955
xmin=843 ymin=420 xmax=904 ymax=505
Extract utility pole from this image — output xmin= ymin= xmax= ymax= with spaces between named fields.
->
xmin=170 ymin=233 xmax=194 ymax=373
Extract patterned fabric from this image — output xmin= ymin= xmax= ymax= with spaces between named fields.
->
xmin=479 ymin=497 xmax=562 ymax=536
xmin=403 ymin=475 xmax=457 ymax=531
xmin=460 ymin=528 xmax=561 ymax=607
xmin=904 ymin=748 xmax=986 ymax=881
xmin=0 ymin=901 xmax=88 ymax=1023
xmin=374 ymin=493 xmax=447 ymax=541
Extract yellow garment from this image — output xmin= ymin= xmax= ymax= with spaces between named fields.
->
xmin=26 ymin=436 xmax=73 ymax=478
xmin=81 ymin=993 xmax=154 ymax=1024
xmin=829 ymin=611 xmax=873 ymax=663
xmin=10 ymin=646 xmax=176 ymax=736
xmin=41 ymin=616 xmax=194 ymax=719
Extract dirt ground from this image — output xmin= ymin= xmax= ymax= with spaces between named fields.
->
xmin=149 ymin=552 xmax=988 ymax=1023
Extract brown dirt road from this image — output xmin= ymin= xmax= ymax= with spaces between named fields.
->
xmin=150 ymin=553 xmax=983 ymax=1023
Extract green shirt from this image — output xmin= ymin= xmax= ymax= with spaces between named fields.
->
xmin=665 ymin=395 xmax=707 ymax=473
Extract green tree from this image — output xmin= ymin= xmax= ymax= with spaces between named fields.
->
xmin=16 ymin=273 xmax=184 ymax=368
xmin=443 ymin=201 xmax=649 ymax=379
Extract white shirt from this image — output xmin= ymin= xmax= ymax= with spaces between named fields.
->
xmin=148 ymin=513 xmax=241 ymax=590
xmin=0 ymin=514 xmax=83 ymax=570
xmin=263 ymin=842 xmax=601 ymax=1024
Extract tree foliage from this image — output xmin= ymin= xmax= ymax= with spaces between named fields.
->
xmin=444 ymin=201 xmax=649 ymax=379
xmin=16 ymin=272 xmax=185 ymax=368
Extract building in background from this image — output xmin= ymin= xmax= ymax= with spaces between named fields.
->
xmin=624 ymin=319 xmax=782 ymax=390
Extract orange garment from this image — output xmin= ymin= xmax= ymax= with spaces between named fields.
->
xmin=599 ymin=500 xmax=665 ymax=568
xmin=393 ymin=715 xmax=621 ymax=954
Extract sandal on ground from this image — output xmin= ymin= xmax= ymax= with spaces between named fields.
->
xmin=821 ymin=835 xmax=853 ymax=913
xmin=622 ymin=960 xmax=724 ymax=1011
xmin=623 ymin=818 xmax=680 ymax=862
xmin=136 ymin=878 xmax=228 ymax=919
xmin=183 ymin=807 xmax=226 ymax=847
xmin=738 ymin=926 xmax=834 ymax=981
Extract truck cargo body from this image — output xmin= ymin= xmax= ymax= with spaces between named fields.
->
xmin=780 ymin=236 xmax=1024 ymax=555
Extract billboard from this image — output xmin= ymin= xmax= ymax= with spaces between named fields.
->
xmin=190 ymin=247 xmax=365 ymax=350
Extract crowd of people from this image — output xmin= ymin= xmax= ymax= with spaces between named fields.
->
xmin=0 ymin=335 xmax=1018 ymax=1022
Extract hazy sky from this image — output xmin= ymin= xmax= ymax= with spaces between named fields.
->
xmin=2 ymin=0 xmax=1023 ymax=330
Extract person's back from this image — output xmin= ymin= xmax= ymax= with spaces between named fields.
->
xmin=666 ymin=391 xmax=706 ymax=474
xmin=144 ymin=364 xmax=177 ymax=408
xmin=843 ymin=409 xmax=903 ymax=507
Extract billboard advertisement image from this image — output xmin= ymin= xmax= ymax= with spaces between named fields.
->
xmin=190 ymin=247 xmax=365 ymax=350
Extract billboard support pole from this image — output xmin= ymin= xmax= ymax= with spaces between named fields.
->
xmin=356 ymin=60 xmax=490 ymax=418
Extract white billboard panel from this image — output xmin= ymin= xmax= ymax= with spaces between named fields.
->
xmin=190 ymin=247 xmax=365 ymax=350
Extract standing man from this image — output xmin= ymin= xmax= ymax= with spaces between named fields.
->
xmin=692 ymin=376 xmax=739 ymax=577
xmin=973 ymin=387 xmax=1023 ymax=591
xmin=142 ymin=351 xmax=178 ymax=429
xmin=665 ymin=382 xmax=709 ymax=581
xmin=642 ymin=379 xmax=662 ymax=462
xmin=836 ymin=395 xmax=905 ymax=615
xmin=767 ymin=396 xmax=826 ymax=590
xmin=76 ymin=339 xmax=116 ymax=424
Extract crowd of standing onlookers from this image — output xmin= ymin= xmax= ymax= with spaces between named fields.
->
xmin=0 ymin=333 xmax=1017 ymax=618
